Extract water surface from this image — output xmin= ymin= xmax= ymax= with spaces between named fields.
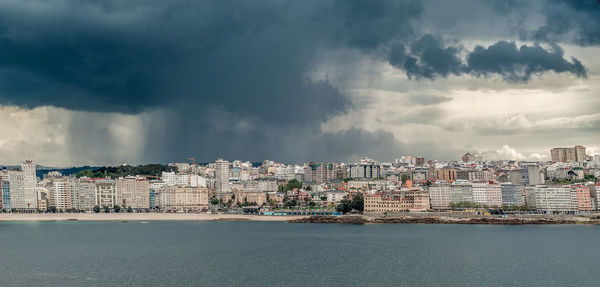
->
xmin=0 ymin=221 xmax=597 ymax=286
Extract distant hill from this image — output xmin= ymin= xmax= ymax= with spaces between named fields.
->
xmin=36 ymin=166 xmax=100 ymax=178
xmin=74 ymin=164 xmax=177 ymax=179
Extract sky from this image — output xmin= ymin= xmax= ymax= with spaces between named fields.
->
xmin=0 ymin=0 xmax=598 ymax=166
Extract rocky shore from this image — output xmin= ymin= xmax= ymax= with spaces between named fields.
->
xmin=289 ymin=215 xmax=600 ymax=225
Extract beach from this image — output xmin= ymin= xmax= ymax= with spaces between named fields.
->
xmin=0 ymin=213 xmax=306 ymax=222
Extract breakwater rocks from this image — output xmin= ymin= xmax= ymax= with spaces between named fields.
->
xmin=289 ymin=215 xmax=598 ymax=225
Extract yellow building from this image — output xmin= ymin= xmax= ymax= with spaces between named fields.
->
xmin=364 ymin=190 xmax=430 ymax=212
xmin=37 ymin=199 xmax=48 ymax=211
xmin=157 ymin=186 xmax=209 ymax=212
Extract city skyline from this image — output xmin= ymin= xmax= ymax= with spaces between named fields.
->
xmin=1 ymin=144 xmax=599 ymax=168
xmin=0 ymin=0 xmax=598 ymax=166
xmin=2 ymin=2 xmax=600 ymax=286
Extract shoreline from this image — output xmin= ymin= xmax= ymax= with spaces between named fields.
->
xmin=0 ymin=213 xmax=306 ymax=222
xmin=290 ymin=214 xmax=600 ymax=225
xmin=1 ymin=213 xmax=599 ymax=225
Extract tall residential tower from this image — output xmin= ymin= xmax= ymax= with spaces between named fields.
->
xmin=214 ymin=159 xmax=230 ymax=200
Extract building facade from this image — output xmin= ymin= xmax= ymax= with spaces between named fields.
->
xmin=214 ymin=159 xmax=230 ymax=200
xmin=157 ymin=186 xmax=209 ymax=212
xmin=50 ymin=178 xmax=72 ymax=211
xmin=429 ymin=183 xmax=451 ymax=209
xmin=451 ymin=181 xmax=473 ymax=203
xmin=364 ymin=190 xmax=430 ymax=212
xmin=501 ymin=183 xmax=523 ymax=206
xmin=95 ymin=179 xmax=116 ymax=208
xmin=116 ymin=177 xmax=150 ymax=209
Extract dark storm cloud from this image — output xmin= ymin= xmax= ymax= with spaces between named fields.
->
xmin=0 ymin=0 xmax=594 ymax=163
xmin=466 ymin=41 xmax=587 ymax=82
xmin=389 ymin=34 xmax=586 ymax=82
xmin=389 ymin=35 xmax=463 ymax=80
xmin=532 ymin=0 xmax=600 ymax=46
xmin=321 ymin=0 xmax=421 ymax=49
xmin=0 ymin=0 xmax=425 ymax=162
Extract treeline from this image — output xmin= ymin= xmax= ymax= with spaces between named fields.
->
xmin=76 ymin=164 xmax=177 ymax=179
xmin=551 ymin=174 xmax=597 ymax=185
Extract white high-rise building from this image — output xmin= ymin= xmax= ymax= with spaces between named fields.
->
xmin=214 ymin=159 xmax=230 ymax=199
xmin=50 ymin=178 xmax=72 ymax=211
xmin=9 ymin=161 xmax=38 ymax=211
xmin=74 ymin=178 xmax=96 ymax=212
xmin=472 ymin=182 xmax=488 ymax=205
xmin=161 ymin=172 xmax=191 ymax=186
xmin=8 ymin=170 xmax=25 ymax=209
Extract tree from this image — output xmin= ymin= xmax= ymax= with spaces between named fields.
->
xmin=401 ymin=174 xmax=410 ymax=184
xmin=308 ymin=201 xmax=317 ymax=208
xmin=210 ymin=197 xmax=220 ymax=205
xmin=103 ymin=206 xmax=110 ymax=213
xmin=113 ymin=205 xmax=121 ymax=213
xmin=350 ymin=193 xmax=364 ymax=213
xmin=48 ymin=206 xmax=57 ymax=213
xmin=284 ymin=199 xmax=298 ymax=208
xmin=450 ymin=201 xmax=486 ymax=210
xmin=279 ymin=179 xmax=303 ymax=193
xmin=127 ymin=207 xmax=133 ymax=213
xmin=286 ymin=179 xmax=302 ymax=191
xmin=93 ymin=206 xmax=100 ymax=213
xmin=336 ymin=200 xmax=353 ymax=214
xmin=268 ymin=198 xmax=278 ymax=208
xmin=76 ymin=164 xmax=177 ymax=179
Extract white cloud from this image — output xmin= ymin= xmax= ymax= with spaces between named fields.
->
xmin=481 ymin=145 xmax=548 ymax=161
xmin=587 ymin=145 xmax=600 ymax=156
xmin=0 ymin=105 xmax=151 ymax=166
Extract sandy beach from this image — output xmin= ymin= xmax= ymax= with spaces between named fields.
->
xmin=0 ymin=213 xmax=307 ymax=222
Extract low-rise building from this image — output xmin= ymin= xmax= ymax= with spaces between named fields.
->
xmin=326 ymin=191 xmax=347 ymax=205
xmin=233 ymin=189 xmax=267 ymax=206
xmin=347 ymin=180 xmax=387 ymax=191
xmin=428 ymin=183 xmax=451 ymax=210
xmin=526 ymin=185 xmax=576 ymax=213
xmin=156 ymin=186 xmax=209 ymax=212
xmin=364 ymin=190 xmax=429 ymax=212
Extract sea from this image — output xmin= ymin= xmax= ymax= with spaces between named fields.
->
xmin=0 ymin=221 xmax=598 ymax=286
